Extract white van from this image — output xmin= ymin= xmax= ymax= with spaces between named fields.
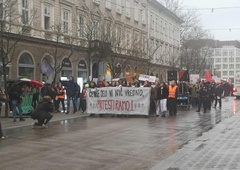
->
xmin=234 ymin=72 xmax=240 ymax=99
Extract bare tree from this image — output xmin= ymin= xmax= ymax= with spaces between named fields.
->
xmin=0 ymin=0 xmax=37 ymax=117
xmin=40 ymin=23 xmax=77 ymax=83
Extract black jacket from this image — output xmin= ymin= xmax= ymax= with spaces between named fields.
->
xmin=159 ymin=85 xmax=168 ymax=99
xmin=31 ymin=99 xmax=54 ymax=119
xmin=8 ymin=84 xmax=22 ymax=101
xmin=61 ymin=80 xmax=79 ymax=97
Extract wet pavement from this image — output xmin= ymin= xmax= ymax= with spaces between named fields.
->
xmin=0 ymin=97 xmax=239 ymax=170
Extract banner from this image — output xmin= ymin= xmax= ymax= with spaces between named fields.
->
xmin=139 ymin=74 xmax=156 ymax=83
xmin=87 ymin=87 xmax=151 ymax=115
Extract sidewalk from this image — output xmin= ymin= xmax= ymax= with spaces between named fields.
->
xmin=1 ymin=110 xmax=88 ymax=130
xmin=151 ymin=111 xmax=240 ymax=170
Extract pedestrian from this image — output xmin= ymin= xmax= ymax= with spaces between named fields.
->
xmin=0 ymin=88 xmax=8 ymax=139
xmin=159 ymin=81 xmax=168 ymax=117
xmin=196 ymin=83 xmax=208 ymax=113
xmin=190 ymin=84 xmax=198 ymax=107
xmin=213 ymin=83 xmax=223 ymax=109
xmin=56 ymin=83 xmax=66 ymax=112
xmin=60 ymin=76 xmax=79 ymax=114
xmin=152 ymin=80 xmax=160 ymax=116
xmin=8 ymin=81 xmax=25 ymax=122
xmin=81 ymin=86 xmax=87 ymax=113
xmin=168 ymin=80 xmax=178 ymax=116
xmin=31 ymin=86 xmax=40 ymax=109
xmin=31 ymin=96 xmax=53 ymax=128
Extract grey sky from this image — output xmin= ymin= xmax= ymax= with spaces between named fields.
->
xmin=180 ymin=0 xmax=240 ymax=40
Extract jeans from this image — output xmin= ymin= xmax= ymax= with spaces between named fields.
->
xmin=67 ymin=95 xmax=77 ymax=113
xmin=12 ymin=100 xmax=23 ymax=120
xmin=77 ymin=97 xmax=81 ymax=110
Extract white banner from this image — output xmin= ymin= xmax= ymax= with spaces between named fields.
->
xmin=139 ymin=74 xmax=156 ymax=83
xmin=87 ymin=87 xmax=151 ymax=115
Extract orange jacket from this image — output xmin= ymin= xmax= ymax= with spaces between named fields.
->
xmin=57 ymin=88 xmax=65 ymax=99
xmin=168 ymin=85 xmax=178 ymax=98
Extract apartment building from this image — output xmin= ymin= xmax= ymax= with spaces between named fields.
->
xmin=211 ymin=41 xmax=240 ymax=83
xmin=0 ymin=0 xmax=182 ymax=84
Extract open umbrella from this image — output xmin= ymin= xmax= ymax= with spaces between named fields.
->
xmin=19 ymin=78 xmax=43 ymax=87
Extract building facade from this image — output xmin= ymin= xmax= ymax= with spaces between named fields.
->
xmin=210 ymin=41 xmax=240 ymax=83
xmin=0 ymin=0 xmax=182 ymax=86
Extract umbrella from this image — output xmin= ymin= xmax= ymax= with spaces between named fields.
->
xmin=19 ymin=78 xmax=43 ymax=87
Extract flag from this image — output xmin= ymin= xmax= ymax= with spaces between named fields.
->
xmin=41 ymin=58 xmax=54 ymax=77
xmin=205 ymin=70 xmax=213 ymax=82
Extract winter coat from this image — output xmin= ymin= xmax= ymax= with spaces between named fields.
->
xmin=159 ymin=85 xmax=168 ymax=99
xmin=31 ymin=99 xmax=54 ymax=120
xmin=61 ymin=80 xmax=79 ymax=97
xmin=8 ymin=84 xmax=22 ymax=101
xmin=152 ymin=86 xmax=160 ymax=100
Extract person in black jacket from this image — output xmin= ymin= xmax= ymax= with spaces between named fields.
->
xmin=196 ymin=83 xmax=209 ymax=113
xmin=60 ymin=76 xmax=79 ymax=114
xmin=213 ymin=84 xmax=223 ymax=109
xmin=31 ymin=96 xmax=53 ymax=128
xmin=8 ymin=81 xmax=25 ymax=122
xmin=159 ymin=82 xmax=168 ymax=117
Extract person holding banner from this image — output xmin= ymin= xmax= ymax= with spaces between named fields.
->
xmin=168 ymin=80 xmax=178 ymax=116
xmin=152 ymin=81 xmax=160 ymax=116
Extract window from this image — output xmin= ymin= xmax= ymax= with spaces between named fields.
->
xmin=222 ymin=71 xmax=228 ymax=76
xmin=236 ymin=64 xmax=240 ymax=69
xmin=236 ymin=57 xmax=240 ymax=62
xmin=150 ymin=13 xmax=154 ymax=29
xmin=229 ymin=71 xmax=234 ymax=76
xmin=222 ymin=49 xmax=228 ymax=56
xmin=141 ymin=5 xmax=146 ymax=25
xmin=229 ymin=49 xmax=235 ymax=56
xmin=125 ymin=0 xmax=130 ymax=18
xmin=229 ymin=57 xmax=234 ymax=62
xmin=115 ymin=26 xmax=122 ymax=45
xmin=79 ymin=15 xmax=85 ymax=38
xmin=106 ymin=0 xmax=111 ymax=9
xmin=229 ymin=64 xmax=234 ymax=69
xmin=223 ymin=64 xmax=228 ymax=69
xmin=126 ymin=29 xmax=131 ymax=48
xmin=215 ymin=49 xmax=221 ymax=56
xmin=92 ymin=20 xmax=99 ymax=40
xmin=116 ymin=0 xmax=121 ymax=14
xmin=134 ymin=1 xmax=138 ymax=21
xmin=19 ymin=53 xmax=34 ymax=79
xmin=223 ymin=58 xmax=228 ymax=62
xmin=215 ymin=58 xmax=221 ymax=63
xmin=62 ymin=9 xmax=69 ymax=34
xmin=21 ymin=0 xmax=29 ymax=25
xmin=214 ymin=64 xmax=221 ymax=69
xmin=155 ymin=17 xmax=158 ymax=31
xmin=44 ymin=4 xmax=51 ymax=30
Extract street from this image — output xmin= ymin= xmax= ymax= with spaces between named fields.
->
xmin=0 ymin=97 xmax=238 ymax=170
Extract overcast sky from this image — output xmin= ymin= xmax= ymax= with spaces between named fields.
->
xmin=179 ymin=0 xmax=240 ymax=41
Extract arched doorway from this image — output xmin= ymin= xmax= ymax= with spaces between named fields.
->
xmin=18 ymin=52 xmax=34 ymax=79
xmin=78 ymin=60 xmax=87 ymax=83
xmin=41 ymin=55 xmax=54 ymax=83
xmin=61 ymin=58 xmax=72 ymax=79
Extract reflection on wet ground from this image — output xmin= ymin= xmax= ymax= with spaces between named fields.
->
xmin=0 ymin=97 xmax=239 ymax=170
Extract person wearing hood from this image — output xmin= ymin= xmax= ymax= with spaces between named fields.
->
xmin=60 ymin=76 xmax=80 ymax=114
xmin=31 ymin=96 xmax=53 ymax=128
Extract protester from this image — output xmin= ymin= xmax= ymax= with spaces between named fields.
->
xmin=168 ymin=80 xmax=178 ymax=116
xmin=8 ymin=81 xmax=25 ymax=122
xmin=213 ymin=83 xmax=223 ymax=109
xmin=60 ymin=76 xmax=79 ymax=114
xmin=31 ymin=96 xmax=53 ymax=128
xmin=159 ymin=82 xmax=168 ymax=117
xmin=56 ymin=83 xmax=66 ymax=112
xmin=0 ymin=88 xmax=7 ymax=139
xmin=196 ymin=83 xmax=208 ymax=113
xmin=31 ymin=86 xmax=40 ymax=109
xmin=152 ymin=80 xmax=160 ymax=116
